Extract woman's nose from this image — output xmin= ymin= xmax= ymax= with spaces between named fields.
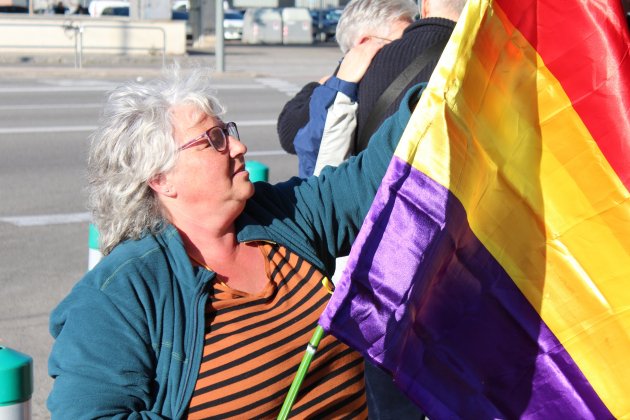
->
xmin=228 ymin=134 xmax=247 ymax=156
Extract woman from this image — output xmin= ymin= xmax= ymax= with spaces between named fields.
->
xmin=47 ymin=68 xmax=423 ymax=418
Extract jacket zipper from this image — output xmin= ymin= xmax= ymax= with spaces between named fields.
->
xmin=174 ymin=281 xmax=208 ymax=417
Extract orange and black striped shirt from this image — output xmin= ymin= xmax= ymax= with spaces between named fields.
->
xmin=186 ymin=243 xmax=367 ymax=419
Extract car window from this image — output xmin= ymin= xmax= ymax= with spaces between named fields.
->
xmin=102 ymin=6 xmax=129 ymax=15
xmin=171 ymin=0 xmax=189 ymax=12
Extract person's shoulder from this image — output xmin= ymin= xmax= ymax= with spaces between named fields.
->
xmin=85 ymin=232 xmax=174 ymax=293
xmin=394 ymin=18 xmax=455 ymax=47
xmin=404 ymin=17 xmax=457 ymax=34
xmin=49 ymin=228 xmax=188 ymax=338
xmin=365 ymin=18 xmax=455 ymax=71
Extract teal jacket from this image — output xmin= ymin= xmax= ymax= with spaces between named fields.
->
xmin=47 ymin=85 xmax=423 ymax=419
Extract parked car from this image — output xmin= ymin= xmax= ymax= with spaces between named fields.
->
xmin=223 ymin=9 xmax=244 ymax=40
xmin=88 ymin=0 xmax=129 ymax=16
xmin=171 ymin=0 xmax=229 ymax=13
xmin=172 ymin=0 xmax=188 ymax=13
xmin=171 ymin=8 xmax=192 ymax=39
xmin=170 ymin=2 xmax=241 ymax=41
xmin=0 ymin=5 xmax=28 ymax=13
xmin=101 ymin=6 xmax=129 ymax=16
xmin=310 ymin=8 xmax=341 ymax=42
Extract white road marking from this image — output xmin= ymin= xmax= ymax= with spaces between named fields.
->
xmin=255 ymin=78 xmax=302 ymax=97
xmin=0 ymin=212 xmax=91 ymax=227
xmin=237 ymin=120 xmax=277 ymax=127
xmin=247 ymin=150 xmax=288 ymax=156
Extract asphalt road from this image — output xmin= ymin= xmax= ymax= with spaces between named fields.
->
xmin=0 ymin=42 xmax=341 ymax=419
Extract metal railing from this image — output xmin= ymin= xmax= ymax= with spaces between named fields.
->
xmin=0 ymin=20 xmax=166 ymax=69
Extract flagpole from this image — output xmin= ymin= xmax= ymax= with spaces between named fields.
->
xmin=277 ymin=325 xmax=325 ymax=420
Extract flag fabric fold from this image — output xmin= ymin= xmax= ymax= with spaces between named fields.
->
xmin=319 ymin=0 xmax=630 ymax=417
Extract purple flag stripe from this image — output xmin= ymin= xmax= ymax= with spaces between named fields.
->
xmin=320 ymin=157 xmax=611 ymax=419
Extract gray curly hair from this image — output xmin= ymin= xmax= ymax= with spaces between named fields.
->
xmin=87 ymin=68 xmax=225 ymax=255
xmin=335 ymin=0 xmax=418 ymax=54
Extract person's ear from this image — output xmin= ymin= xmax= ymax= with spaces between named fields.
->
xmin=421 ymin=0 xmax=430 ymax=18
xmin=148 ymin=173 xmax=176 ymax=198
xmin=357 ymin=35 xmax=371 ymax=45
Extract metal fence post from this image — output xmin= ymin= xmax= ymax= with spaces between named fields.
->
xmin=78 ymin=23 xmax=83 ymax=69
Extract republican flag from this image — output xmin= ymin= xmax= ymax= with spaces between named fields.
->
xmin=320 ymin=0 xmax=630 ymax=417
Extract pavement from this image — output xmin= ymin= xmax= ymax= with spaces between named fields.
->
xmin=0 ymin=41 xmax=342 ymax=81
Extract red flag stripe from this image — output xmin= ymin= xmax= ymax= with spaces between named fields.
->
xmin=495 ymin=0 xmax=630 ymax=188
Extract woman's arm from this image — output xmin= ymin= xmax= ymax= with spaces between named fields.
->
xmin=48 ymin=282 xmax=167 ymax=419
xmin=244 ymin=84 xmax=425 ymax=277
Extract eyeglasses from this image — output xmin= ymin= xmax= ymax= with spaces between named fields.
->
xmin=370 ymin=35 xmax=393 ymax=43
xmin=178 ymin=121 xmax=239 ymax=152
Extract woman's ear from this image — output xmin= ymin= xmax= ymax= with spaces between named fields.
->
xmin=148 ymin=173 xmax=176 ymax=198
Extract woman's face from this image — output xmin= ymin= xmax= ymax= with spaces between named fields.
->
xmin=163 ymin=103 xmax=254 ymax=223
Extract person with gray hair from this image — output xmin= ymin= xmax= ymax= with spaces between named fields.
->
xmin=355 ymin=0 xmax=466 ymax=145
xmin=276 ymin=0 xmax=417 ymax=159
xmin=86 ymin=72 xmax=227 ymax=256
xmin=46 ymin=67 xmax=426 ymax=418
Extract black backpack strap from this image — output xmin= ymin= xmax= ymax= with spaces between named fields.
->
xmin=355 ymin=38 xmax=449 ymax=152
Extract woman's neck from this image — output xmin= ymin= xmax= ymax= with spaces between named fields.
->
xmin=176 ymin=220 xmax=239 ymax=268
xmin=182 ymin=228 xmax=268 ymax=295
xmin=162 ymin=201 xmax=267 ymax=293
